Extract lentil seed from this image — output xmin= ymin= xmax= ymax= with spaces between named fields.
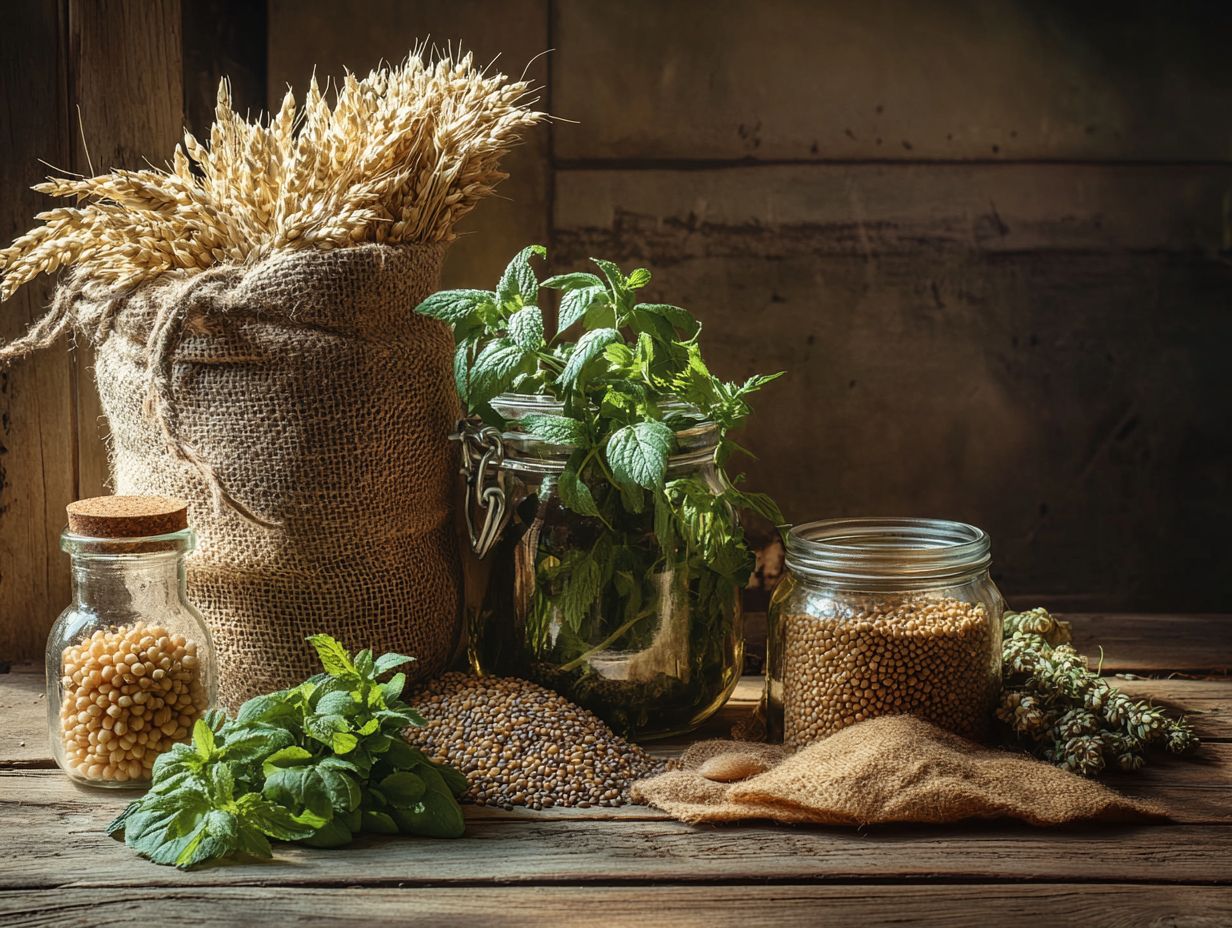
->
xmin=406 ymin=673 xmax=662 ymax=809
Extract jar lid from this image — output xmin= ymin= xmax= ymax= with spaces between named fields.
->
xmin=66 ymin=496 xmax=189 ymax=538
xmin=785 ymin=517 xmax=991 ymax=588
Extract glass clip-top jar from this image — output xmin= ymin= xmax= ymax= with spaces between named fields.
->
xmin=764 ymin=517 xmax=1004 ymax=748
xmin=47 ymin=496 xmax=216 ymax=787
xmin=456 ymin=394 xmax=745 ymax=740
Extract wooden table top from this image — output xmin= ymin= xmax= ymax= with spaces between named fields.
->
xmin=1 ymin=613 xmax=1229 ymax=927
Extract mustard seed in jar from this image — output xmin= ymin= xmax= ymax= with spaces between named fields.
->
xmin=764 ymin=519 xmax=1004 ymax=748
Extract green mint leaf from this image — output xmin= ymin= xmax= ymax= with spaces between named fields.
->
xmin=378 ymin=671 xmax=408 ymax=707
xmin=469 ymin=338 xmax=530 ymax=405
xmin=389 ymin=765 xmax=465 ymax=838
xmin=374 ymin=652 xmax=415 ymax=676
xmin=633 ymin=303 xmax=699 ymax=337
xmin=262 ymin=745 xmax=313 ymax=777
xmin=606 ymin=421 xmax=673 ymax=490
xmin=559 ymin=455 xmax=600 ymax=517
xmin=540 ymin=271 xmax=604 ymax=291
xmin=379 ymin=771 xmax=427 ymax=806
xmin=508 ymin=305 xmax=545 ymax=350
xmin=591 ymin=257 xmax=630 ymax=310
xmin=559 ymin=552 xmax=602 ymax=630
xmin=307 ymin=634 xmax=356 ymax=678
xmin=557 ymin=284 xmax=607 ymax=333
xmin=558 ymin=327 xmax=621 ymax=388
xmin=235 ymin=822 xmax=273 ymax=860
xmin=435 ymin=763 xmax=469 ymax=798
xmin=219 ymin=723 xmax=294 ymax=763
xmin=453 ymin=341 xmax=472 ymax=404
xmin=238 ymin=793 xmax=326 ymax=841
xmin=235 ymin=692 xmax=291 ymax=725
xmin=620 ymin=481 xmax=645 ymax=514
xmin=363 ymin=810 xmax=401 ymax=834
xmin=315 ymin=690 xmax=358 ymax=717
xmin=520 ymin=413 xmax=588 ymax=447
xmin=625 ymin=268 xmax=652 ymax=289
xmin=300 ymin=817 xmax=354 ymax=848
xmin=353 ymin=649 xmax=375 ymax=679
xmin=414 ymin=288 xmax=495 ymax=324
xmin=654 ymin=496 xmax=678 ymax=560
xmin=497 ymin=244 xmax=545 ymax=307
xmin=192 ymin=718 xmax=217 ymax=760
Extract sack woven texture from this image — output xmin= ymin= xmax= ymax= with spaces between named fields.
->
xmin=67 ymin=244 xmax=460 ymax=707
xmin=631 ymin=715 xmax=1167 ymax=826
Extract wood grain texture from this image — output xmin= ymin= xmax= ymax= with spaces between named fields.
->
xmin=0 ymin=0 xmax=76 ymax=662
xmin=556 ymin=164 xmax=1232 ymax=254
xmin=554 ymin=0 xmax=1232 ymax=162
xmin=4 ymin=664 xmax=1227 ymax=770
xmin=553 ymin=166 xmax=1232 ymax=609
xmin=66 ymin=0 xmax=185 ymax=504
xmin=3 ymin=884 xmax=1231 ymax=928
xmin=2 ymin=767 xmax=1230 ymax=887
xmin=267 ymin=0 xmax=550 ymax=290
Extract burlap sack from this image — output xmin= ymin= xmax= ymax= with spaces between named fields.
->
xmin=632 ymin=716 xmax=1167 ymax=826
xmin=60 ymin=244 xmax=460 ymax=707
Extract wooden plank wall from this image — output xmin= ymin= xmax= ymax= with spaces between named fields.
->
xmin=2 ymin=2 xmax=1229 ymax=659
xmin=269 ymin=0 xmax=1232 ymax=611
xmin=0 ymin=0 xmax=183 ymax=660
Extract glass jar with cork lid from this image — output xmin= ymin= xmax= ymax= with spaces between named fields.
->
xmin=763 ymin=517 xmax=1004 ymax=748
xmin=45 ymin=496 xmax=216 ymax=787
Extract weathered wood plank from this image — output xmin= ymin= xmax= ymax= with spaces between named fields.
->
xmin=4 ymin=884 xmax=1232 ymax=927
xmin=67 ymin=0 xmax=186 ymax=501
xmin=181 ymin=0 xmax=267 ymax=138
xmin=267 ymin=0 xmax=550 ymax=290
xmin=556 ymin=164 xmax=1232 ymax=255
xmin=1 ymin=766 xmax=1230 ymax=888
xmin=553 ymin=183 xmax=1232 ymax=610
xmin=554 ymin=0 xmax=1232 ymax=162
xmin=4 ymin=666 xmax=1228 ymax=771
xmin=0 ymin=1 xmax=76 ymax=663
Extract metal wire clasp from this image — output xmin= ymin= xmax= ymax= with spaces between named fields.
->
xmin=452 ymin=419 xmax=509 ymax=559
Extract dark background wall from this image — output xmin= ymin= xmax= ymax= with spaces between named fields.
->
xmin=2 ymin=1 xmax=1230 ymax=659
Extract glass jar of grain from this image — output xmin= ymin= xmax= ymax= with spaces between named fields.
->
xmin=46 ymin=496 xmax=216 ymax=787
xmin=763 ymin=517 xmax=1004 ymax=748
xmin=459 ymin=394 xmax=743 ymax=740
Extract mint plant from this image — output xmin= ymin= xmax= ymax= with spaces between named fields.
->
xmin=107 ymin=635 xmax=466 ymax=869
xmin=416 ymin=247 xmax=783 ymax=734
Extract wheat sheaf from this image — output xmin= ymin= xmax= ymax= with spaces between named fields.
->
xmin=0 ymin=46 xmax=545 ymax=302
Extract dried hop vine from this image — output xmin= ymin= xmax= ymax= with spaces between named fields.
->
xmin=997 ymin=607 xmax=1198 ymax=776
xmin=0 ymin=45 xmax=544 ymax=309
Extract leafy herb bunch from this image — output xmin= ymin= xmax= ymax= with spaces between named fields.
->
xmin=416 ymin=246 xmax=783 ymax=730
xmin=108 ymin=635 xmax=466 ymax=869
xmin=997 ymin=607 xmax=1198 ymax=776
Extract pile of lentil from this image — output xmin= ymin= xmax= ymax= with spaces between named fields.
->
xmin=405 ymin=673 xmax=663 ymax=809
xmin=781 ymin=596 xmax=994 ymax=747
xmin=57 ymin=622 xmax=208 ymax=784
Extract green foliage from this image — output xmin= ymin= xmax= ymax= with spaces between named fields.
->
xmin=997 ymin=607 xmax=1198 ymax=776
xmin=418 ymin=249 xmax=784 ymax=730
xmin=108 ymin=636 xmax=466 ymax=869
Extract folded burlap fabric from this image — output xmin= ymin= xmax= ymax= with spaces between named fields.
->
xmin=631 ymin=715 xmax=1167 ymax=826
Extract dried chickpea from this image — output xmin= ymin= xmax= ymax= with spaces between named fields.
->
xmin=56 ymin=621 xmax=210 ymax=785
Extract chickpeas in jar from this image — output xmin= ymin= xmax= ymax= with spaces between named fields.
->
xmin=46 ymin=496 xmax=216 ymax=787
xmin=57 ymin=623 xmax=209 ymax=784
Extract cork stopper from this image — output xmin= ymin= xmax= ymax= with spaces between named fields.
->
xmin=66 ymin=496 xmax=189 ymax=538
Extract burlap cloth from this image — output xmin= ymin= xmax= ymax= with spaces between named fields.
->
xmin=4 ymin=244 xmax=462 ymax=707
xmin=632 ymin=716 xmax=1166 ymax=826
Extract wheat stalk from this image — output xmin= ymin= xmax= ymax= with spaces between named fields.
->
xmin=0 ymin=47 xmax=545 ymax=302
